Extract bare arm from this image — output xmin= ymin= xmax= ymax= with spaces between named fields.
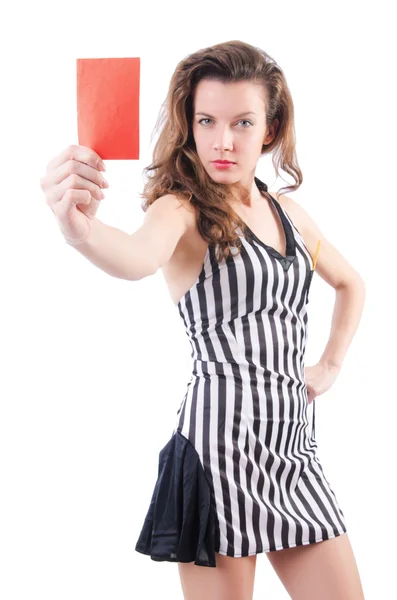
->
xmin=279 ymin=193 xmax=366 ymax=370
xmin=318 ymin=283 xmax=365 ymax=370
xmin=67 ymin=194 xmax=190 ymax=281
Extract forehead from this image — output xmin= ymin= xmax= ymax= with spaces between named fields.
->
xmin=193 ymin=79 xmax=265 ymax=113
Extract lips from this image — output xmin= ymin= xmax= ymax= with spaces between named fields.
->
xmin=212 ymin=160 xmax=235 ymax=164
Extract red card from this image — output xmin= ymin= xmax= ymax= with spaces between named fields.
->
xmin=76 ymin=57 xmax=140 ymax=160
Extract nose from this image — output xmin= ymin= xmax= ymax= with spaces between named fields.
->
xmin=213 ymin=128 xmax=234 ymax=151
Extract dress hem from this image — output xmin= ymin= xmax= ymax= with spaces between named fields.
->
xmin=216 ymin=527 xmax=348 ymax=559
xmin=135 ymin=528 xmax=348 ymax=566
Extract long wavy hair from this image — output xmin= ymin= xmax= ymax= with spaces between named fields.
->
xmin=139 ymin=40 xmax=302 ymax=262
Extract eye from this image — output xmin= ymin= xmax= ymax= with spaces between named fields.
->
xmin=197 ymin=118 xmax=253 ymax=127
xmin=239 ymin=120 xmax=253 ymax=127
xmin=198 ymin=118 xmax=212 ymax=126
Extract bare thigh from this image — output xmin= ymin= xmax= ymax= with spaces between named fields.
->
xmin=266 ymin=532 xmax=365 ymax=600
xmin=178 ymin=552 xmax=257 ymax=600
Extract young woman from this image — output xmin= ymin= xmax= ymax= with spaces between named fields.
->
xmin=40 ymin=40 xmax=366 ymax=600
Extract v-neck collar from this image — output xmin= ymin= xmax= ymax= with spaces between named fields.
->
xmin=239 ymin=177 xmax=297 ymax=271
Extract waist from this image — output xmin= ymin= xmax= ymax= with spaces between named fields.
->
xmin=189 ymin=358 xmax=306 ymax=386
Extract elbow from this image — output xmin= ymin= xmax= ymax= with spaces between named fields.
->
xmin=128 ymin=257 xmax=159 ymax=282
xmin=129 ymin=263 xmax=159 ymax=282
xmin=337 ymin=271 xmax=366 ymax=294
xmin=128 ymin=232 xmax=160 ymax=281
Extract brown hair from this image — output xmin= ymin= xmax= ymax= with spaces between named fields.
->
xmin=139 ymin=39 xmax=303 ymax=262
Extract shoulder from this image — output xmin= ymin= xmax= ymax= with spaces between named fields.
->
xmin=143 ymin=193 xmax=197 ymax=228
xmin=145 ymin=192 xmax=196 ymax=215
xmin=268 ymin=191 xmax=315 ymax=238
xmin=271 ymin=191 xmax=364 ymax=289
xmin=270 ymin=190 xmax=323 ymax=258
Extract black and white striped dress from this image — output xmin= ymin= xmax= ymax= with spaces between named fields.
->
xmin=135 ymin=176 xmax=347 ymax=567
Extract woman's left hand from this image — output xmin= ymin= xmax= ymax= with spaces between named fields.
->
xmin=304 ymin=361 xmax=341 ymax=404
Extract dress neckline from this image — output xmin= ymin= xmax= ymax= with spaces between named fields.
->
xmin=238 ymin=177 xmax=296 ymax=271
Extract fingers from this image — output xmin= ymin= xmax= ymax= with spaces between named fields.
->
xmin=59 ymin=188 xmax=91 ymax=212
xmin=41 ymin=144 xmax=109 ymax=209
xmin=46 ymin=144 xmax=106 ymax=174
xmin=50 ymin=158 xmax=107 ymax=188
xmin=40 ymin=144 xmax=107 ymax=192
xmin=45 ymin=173 xmax=105 ymax=210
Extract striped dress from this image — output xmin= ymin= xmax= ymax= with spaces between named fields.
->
xmin=135 ymin=176 xmax=347 ymax=567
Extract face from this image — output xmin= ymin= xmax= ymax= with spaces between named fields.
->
xmin=192 ymin=79 xmax=277 ymax=190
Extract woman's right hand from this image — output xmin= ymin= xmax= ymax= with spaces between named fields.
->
xmin=40 ymin=144 xmax=109 ymax=245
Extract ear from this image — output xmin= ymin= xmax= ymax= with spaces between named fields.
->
xmin=264 ymin=118 xmax=279 ymax=145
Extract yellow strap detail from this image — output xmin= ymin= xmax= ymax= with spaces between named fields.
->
xmin=312 ymin=240 xmax=321 ymax=271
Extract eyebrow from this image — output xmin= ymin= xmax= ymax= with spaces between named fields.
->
xmin=195 ymin=111 xmax=257 ymax=118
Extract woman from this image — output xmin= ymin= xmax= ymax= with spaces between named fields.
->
xmin=40 ymin=40 xmax=366 ymax=600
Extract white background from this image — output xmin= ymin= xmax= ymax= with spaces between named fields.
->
xmin=1 ymin=1 xmax=396 ymax=598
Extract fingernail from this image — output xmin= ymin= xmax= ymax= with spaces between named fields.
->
xmin=100 ymin=178 xmax=109 ymax=188
xmin=100 ymin=190 xmax=105 ymax=199
xmin=98 ymin=159 xmax=106 ymax=171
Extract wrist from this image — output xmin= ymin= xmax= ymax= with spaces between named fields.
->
xmin=65 ymin=235 xmax=91 ymax=247
xmin=319 ymin=358 xmax=342 ymax=371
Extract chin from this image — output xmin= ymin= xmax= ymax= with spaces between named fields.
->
xmin=209 ymin=172 xmax=240 ymax=185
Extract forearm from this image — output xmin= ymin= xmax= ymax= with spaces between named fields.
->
xmin=319 ymin=276 xmax=366 ymax=370
xmin=65 ymin=217 xmax=154 ymax=281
